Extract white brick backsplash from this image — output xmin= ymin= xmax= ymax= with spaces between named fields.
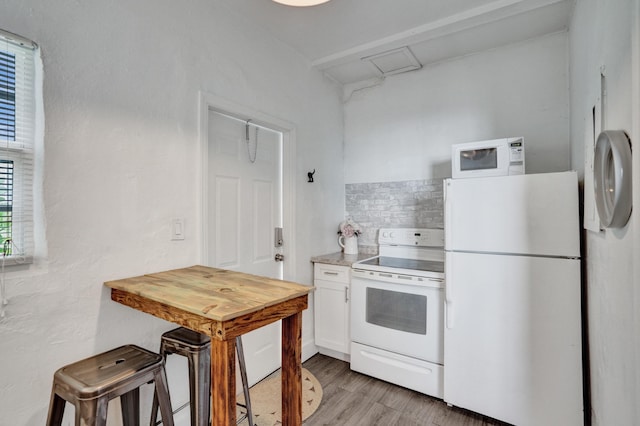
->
xmin=345 ymin=179 xmax=444 ymax=249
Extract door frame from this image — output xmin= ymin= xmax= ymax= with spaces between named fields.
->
xmin=198 ymin=91 xmax=297 ymax=281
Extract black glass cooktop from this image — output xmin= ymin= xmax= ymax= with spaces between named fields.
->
xmin=358 ymin=256 xmax=444 ymax=273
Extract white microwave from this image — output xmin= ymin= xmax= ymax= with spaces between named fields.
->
xmin=451 ymin=137 xmax=525 ymax=179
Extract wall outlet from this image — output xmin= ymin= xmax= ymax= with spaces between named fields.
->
xmin=171 ymin=217 xmax=185 ymax=240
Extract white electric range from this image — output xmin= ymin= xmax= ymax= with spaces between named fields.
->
xmin=350 ymin=228 xmax=445 ymax=398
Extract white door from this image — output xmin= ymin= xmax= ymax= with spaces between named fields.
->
xmin=207 ymin=109 xmax=284 ymax=385
xmin=350 ymin=270 xmax=444 ymax=363
xmin=444 ymin=251 xmax=583 ymax=426
xmin=444 ymin=171 xmax=580 ymax=257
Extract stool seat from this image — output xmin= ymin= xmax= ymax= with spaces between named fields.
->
xmin=47 ymin=345 xmax=174 ymax=426
xmin=161 ymin=327 xmax=211 ymax=351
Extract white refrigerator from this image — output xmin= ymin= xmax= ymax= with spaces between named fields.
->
xmin=443 ymin=171 xmax=583 ymax=426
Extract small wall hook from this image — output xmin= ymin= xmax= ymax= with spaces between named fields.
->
xmin=307 ymin=169 xmax=316 ymax=183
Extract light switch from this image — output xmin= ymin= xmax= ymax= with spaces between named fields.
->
xmin=171 ymin=217 xmax=185 ymax=240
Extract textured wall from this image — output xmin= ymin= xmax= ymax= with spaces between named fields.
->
xmin=345 ymin=179 xmax=443 ymax=251
xmin=344 ymin=32 xmax=570 ymax=184
xmin=0 ymin=1 xmax=344 ymax=424
xmin=569 ymin=0 xmax=639 ymax=424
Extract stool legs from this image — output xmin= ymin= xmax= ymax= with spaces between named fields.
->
xmin=121 ymin=388 xmax=140 ymax=426
xmin=48 ymin=381 xmax=172 ymax=426
xmin=153 ymin=368 xmax=175 ymax=426
xmin=235 ymin=337 xmax=254 ymax=426
xmin=47 ymin=387 xmax=111 ymax=426
xmin=75 ymin=398 xmax=108 ymax=426
xmin=189 ymin=344 xmax=211 ymax=426
xmin=46 ymin=390 xmax=66 ymax=426
xmin=149 ymin=351 xmax=169 ymax=426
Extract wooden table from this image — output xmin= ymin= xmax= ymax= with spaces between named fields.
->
xmin=104 ymin=265 xmax=311 ymax=426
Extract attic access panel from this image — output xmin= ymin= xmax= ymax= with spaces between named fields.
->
xmin=362 ymin=46 xmax=422 ymax=77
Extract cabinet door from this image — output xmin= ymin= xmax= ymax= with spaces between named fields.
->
xmin=314 ymin=279 xmax=350 ymax=354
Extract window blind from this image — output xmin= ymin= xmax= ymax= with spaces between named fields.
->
xmin=0 ymin=50 xmax=16 ymax=141
xmin=0 ymin=29 xmax=36 ymax=260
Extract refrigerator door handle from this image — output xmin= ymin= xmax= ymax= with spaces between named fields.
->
xmin=444 ymin=300 xmax=454 ymax=329
xmin=444 ymin=179 xmax=452 ymax=251
xmin=445 ymin=251 xmax=454 ymax=329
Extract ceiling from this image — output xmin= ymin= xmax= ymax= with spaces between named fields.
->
xmin=219 ymin=0 xmax=574 ymax=86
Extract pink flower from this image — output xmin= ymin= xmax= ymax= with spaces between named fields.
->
xmin=338 ymin=219 xmax=361 ymax=237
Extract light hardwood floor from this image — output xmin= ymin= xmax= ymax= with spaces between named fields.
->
xmin=302 ymin=354 xmax=506 ymax=426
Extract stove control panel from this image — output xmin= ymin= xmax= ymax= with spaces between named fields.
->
xmin=378 ymin=228 xmax=444 ymax=247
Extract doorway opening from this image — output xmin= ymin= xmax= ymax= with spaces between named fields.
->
xmin=198 ymin=92 xmax=297 ymax=385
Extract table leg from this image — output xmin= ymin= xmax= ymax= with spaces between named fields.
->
xmin=281 ymin=311 xmax=302 ymax=426
xmin=211 ymin=338 xmax=236 ymax=426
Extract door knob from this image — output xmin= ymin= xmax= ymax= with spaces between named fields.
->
xmin=274 ymin=253 xmax=284 ymax=262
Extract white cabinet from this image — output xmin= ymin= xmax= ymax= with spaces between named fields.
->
xmin=313 ymin=263 xmax=351 ymax=359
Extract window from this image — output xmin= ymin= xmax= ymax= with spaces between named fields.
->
xmin=0 ymin=160 xmax=14 ymax=248
xmin=0 ymin=30 xmax=37 ymax=262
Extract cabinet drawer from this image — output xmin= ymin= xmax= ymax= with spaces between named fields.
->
xmin=314 ymin=263 xmax=350 ymax=283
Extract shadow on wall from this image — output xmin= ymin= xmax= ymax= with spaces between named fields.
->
xmin=345 ymin=178 xmax=445 ymax=251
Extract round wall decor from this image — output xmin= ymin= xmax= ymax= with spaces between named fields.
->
xmin=593 ymin=130 xmax=632 ymax=228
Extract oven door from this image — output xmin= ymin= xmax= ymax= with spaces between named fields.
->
xmin=351 ymin=268 xmax=444 ymax=363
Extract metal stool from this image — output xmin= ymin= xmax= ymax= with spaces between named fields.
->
xmin=150 ymin=327 xmax=254 ymax=426
xmin=46 ymin=344 xmax=174 ymax=426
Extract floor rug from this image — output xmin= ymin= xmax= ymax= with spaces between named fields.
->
xmin=236 ymin=368 xmax=322 ymax=425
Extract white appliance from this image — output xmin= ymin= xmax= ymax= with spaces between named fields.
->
xmin=451 ymin=137 xmax=524 ymax=179
xmin=443 ymin=171 xmax=583 ymax=426
xmin=350 ymin=228 xmax=445 ymax=398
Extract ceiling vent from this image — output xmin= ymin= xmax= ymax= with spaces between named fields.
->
xmin=362 ymin=46 xmax=422 ymax=77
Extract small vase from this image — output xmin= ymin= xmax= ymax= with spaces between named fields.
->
xmin=338 ymin=235 xmax=358 ymax=255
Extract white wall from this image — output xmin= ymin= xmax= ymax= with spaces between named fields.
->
xmin=569 ymin=0 xmax=639 ymax=424
xmin=0 ymin=1 xmax=344 ymax=424
xmin=344 ymin=32 xmax=570 ymax=183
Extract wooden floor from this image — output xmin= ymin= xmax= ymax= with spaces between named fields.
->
xmin=302 ymin=354 xmax=505 ymax=426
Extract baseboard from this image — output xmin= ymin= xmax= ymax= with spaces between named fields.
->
xmin=302 ymin=339 xmax=319 ymax=363
xmin=317 ymin=346 xmax=350 ymax=362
